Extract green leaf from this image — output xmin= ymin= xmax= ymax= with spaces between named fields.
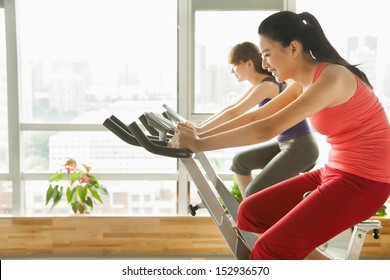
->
xmin=89 ymin=187 xmax=103 ymax=204
xmin=66 ymin=187 xmax=78 ymax=204
xmin=66 ymin=187 xmax=73 ymax=203
xmin=78 ymin=185 xmax=88 ymax=202
xmin=71 ymin=202 xmax=78 ymax=214
xmin=70 ymin=171 xmax=82 ymax=185
xmin=50 ymin=185 xmax=59 ymax=204
xmin=51 ymin=186 xmax=63 ymax=210
xmin=86 ymin=196 xmax=93 ymax=209
xmin=46 ymin=185 xmax=54 ymax=205
xmin=66 ymin=187 xmax=71 ymax=202
xmin=49 ymin=172 xmax=64 ymax=182
xmin=87 ymin=174 xmax=98 ymax=185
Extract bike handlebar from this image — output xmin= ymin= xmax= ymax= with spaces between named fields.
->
xmin=103 ymin=117 xmax=141 ymax=147
xmin=128 ymin=121 xmax=193 ymax=158
xmin=103 ymin=115 xmax=193 ymax=158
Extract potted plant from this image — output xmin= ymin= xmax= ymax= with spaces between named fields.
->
xmin=46 ymin=158 xmax=108 ymax=214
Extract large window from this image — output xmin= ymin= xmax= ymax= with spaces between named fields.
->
xmin=9 ymin=0 xmax=178 ymax=215
xmin=18 ymin=0 xmax=177 ymax=173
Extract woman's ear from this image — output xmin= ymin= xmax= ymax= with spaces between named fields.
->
xmin=289 ymin=40 xmax=301 ymax=58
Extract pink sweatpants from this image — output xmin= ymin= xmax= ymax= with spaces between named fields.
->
xmin=237 ymin=165 xmax=390 ymax=260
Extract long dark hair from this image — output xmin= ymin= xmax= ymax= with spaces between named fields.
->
xmin=228 ymin=42 xmax=272 ymax=77
xmin=258 ymin=11 xmax=372 ymax=88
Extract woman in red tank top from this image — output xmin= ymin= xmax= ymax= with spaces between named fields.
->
xmin=171 ymin=11 xmax=390 ymax=259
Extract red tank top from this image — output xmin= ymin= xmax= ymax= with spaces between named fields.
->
xmin=310 ymin=63 xmax=390 ymax=183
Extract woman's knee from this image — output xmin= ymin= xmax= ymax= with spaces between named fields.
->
xmin=231 ymin=153 xmax=250 ymax=175
xmin=237 ymin=198 xmax=256 ymax=230
xmin=237 ymin=199 xmax=249 ymax=226
xmin=237 ymin=194 xmax=268 ymax=231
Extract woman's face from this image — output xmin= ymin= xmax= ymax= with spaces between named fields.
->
xmin=231 ymin=61 xmax=249 ymax=82
xmin=259 ymin=35 xmax=292 ymax=82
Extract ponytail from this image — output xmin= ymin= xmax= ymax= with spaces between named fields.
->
xmin=258 ymin=11 xmax=372 ymax=88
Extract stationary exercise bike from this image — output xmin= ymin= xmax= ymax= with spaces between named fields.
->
xmin=103 ymin=104 xmax=381 ymax=260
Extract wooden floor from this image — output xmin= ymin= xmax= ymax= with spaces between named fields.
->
xmin=0 ymin=216 xmax=388 ymax=259
xmin=0 ymin=216 xmax=230 ymax=258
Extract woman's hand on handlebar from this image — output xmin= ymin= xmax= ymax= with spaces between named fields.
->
xmin=171 ymin=123 xmax=201 ymax=152
xmin=177 ymin=121 xmax=199 ymax=135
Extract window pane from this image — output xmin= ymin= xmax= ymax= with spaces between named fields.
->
xmin=21 ymin=131 xmax=177 ymax=173
xmin=18 ymin=0 xmax=177 ymax=124
xmin=194 ymin=11 xmax=276 ymax=114
xmin=25 ymin=180 xmax=177 ymax=216
xmin=0 ymin=9 xmax=8 ymax=172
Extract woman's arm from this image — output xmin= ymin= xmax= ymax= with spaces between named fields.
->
xmin=198 ymin=82 xmax=301 ymax=137
xmin=172 ymin=65 xmax=350 ymax=152
xmin=195 ymin=81 xmax=279 ymax=133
